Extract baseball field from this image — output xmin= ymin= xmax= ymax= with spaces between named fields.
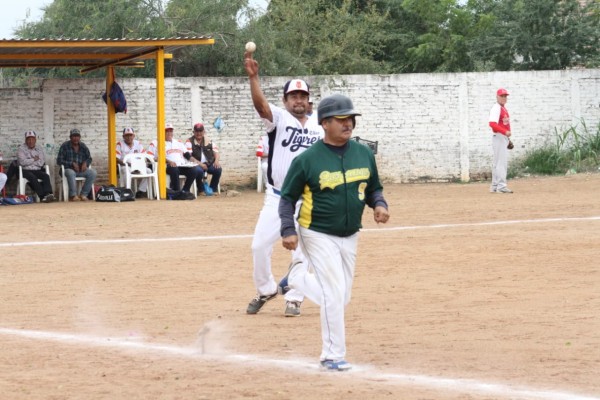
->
xmin=1 ymin=173 xmax=599 ymax=400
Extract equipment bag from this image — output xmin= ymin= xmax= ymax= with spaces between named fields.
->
xmin=1 ymin=195 xmax=34 ymax=205
xmin=95 ymin=185 xmax=135 ymax=202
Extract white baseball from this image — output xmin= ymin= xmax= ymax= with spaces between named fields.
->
xmin=245 ymin=41 xmax=256 ymax=53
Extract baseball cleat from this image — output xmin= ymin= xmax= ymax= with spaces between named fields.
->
xmin=320 ymin=359 xmax=352 ymax=371
xmin=246 ymin=292 xmax=277 ymax=314
xmin=497 ymin=187 xmax=513 ymax=193
xmin=284 ymin=301 xmax=301 ymax=317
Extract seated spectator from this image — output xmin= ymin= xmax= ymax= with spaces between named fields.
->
xmin=116 ymin=127 xmax=149 ymax=198
xmin=56 ymin=128 xmax=97 ymax=202
xmin=147 ymin=123 xmax=198 ymax=193
xmin=185 ymin=122 xmax=222 ymax=195
xmin=17 ymin=130 xmax=55 ymax=203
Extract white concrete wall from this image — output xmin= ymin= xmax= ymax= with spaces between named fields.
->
xmin=0 ymin=69 xmax=598 ymax=187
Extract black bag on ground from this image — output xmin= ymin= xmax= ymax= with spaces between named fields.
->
xmin=166 ymin=188 xmax=195 ymax=200
xmin=95 ymin=185 xmax=135 ymax=202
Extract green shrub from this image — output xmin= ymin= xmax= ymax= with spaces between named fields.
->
xmin=513 ymin=120 xmax=600 ymax=176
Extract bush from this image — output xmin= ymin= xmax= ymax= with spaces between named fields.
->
xmin=512 ymin=120 xmax=600 ymax=176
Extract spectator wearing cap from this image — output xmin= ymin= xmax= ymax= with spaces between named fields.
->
xmin=147 ymin=123 xmax=199 ymax=193
xmin=488 ymin=88 xmax=513 ymax=194
xmin=116 ymin=127 xmax=148 ymax=198
xmin=17 ymin=130 xmax=55 ymax=203
xmin=185 ymin=123 xmax=222 ymax=195
xmin=56 ymin=128 xmax=97 ymax=201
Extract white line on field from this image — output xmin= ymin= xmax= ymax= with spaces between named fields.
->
xmin=1 ymin=215 xmax=598 ymax=248
xmin=0 ymin=327 xmax=597 ymax=400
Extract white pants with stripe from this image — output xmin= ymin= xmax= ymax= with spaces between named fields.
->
xmin=491 ymin=133 xmax=509 ymax=191
xmin=290 ymin=226 xmax=358 ymax=362
xmin=251 ymin=187 xmax=304 ymax=302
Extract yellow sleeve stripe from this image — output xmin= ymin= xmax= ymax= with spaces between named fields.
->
xmin=297 ymin=184 xmax=313 ymax=229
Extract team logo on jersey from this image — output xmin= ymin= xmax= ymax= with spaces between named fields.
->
xmin=281 ymin=126 xmax=320 ymax=152
xmin=319 ymin=168 xmax=370 ymax=190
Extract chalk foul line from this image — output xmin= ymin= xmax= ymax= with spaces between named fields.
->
xmin=0 ymin=327 xmax=598 ymax=400
xmin=1 ymin=215 xmax=599 ymax=248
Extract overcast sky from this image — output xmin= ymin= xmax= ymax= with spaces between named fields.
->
xmin=0 ymin=0 xmax=269 ymax=39
xmin=0 ymin=0 xmax=50 ymax=39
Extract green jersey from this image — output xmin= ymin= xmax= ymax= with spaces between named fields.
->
xmin=280 ymin=139 xmax=383 ymax=237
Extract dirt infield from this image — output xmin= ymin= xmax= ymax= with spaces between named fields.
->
xmin=1 ymin=174 xmax=599 ymax=400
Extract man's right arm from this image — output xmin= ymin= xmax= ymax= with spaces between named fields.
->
xmin=244 ymin=51 xmax=272 ymax=122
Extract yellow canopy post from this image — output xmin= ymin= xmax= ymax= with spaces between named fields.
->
xmin=155 ymin=47 xmax=167 ymax=199
xmin=106 ymin=66 xmax=117 ymax=185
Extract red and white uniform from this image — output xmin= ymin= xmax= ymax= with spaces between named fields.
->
xmin=489 ymin=103 xmax=511 ymax=191
xmin=147 ymin=139 xmax=187 ymax=165
xmin=251 ymin=104 xmax=324 ymax=302
xmin=116 ymin=139 xmax=145 ymax=160
xmin=116 ymin=139 xmax=148 ymax=190
xmin=489 ymin=103 xmax=510 ymax=135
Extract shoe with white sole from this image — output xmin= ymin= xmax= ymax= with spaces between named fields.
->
xmin=246 ymin=292 xmax=277 ymax=314
xmin=497 ymin=187 xmax=513 ymax=193
xmin=320 ymin=359 xmax=352 ymax=371
xmin=284 ymin=301 xmax=301 ymax=317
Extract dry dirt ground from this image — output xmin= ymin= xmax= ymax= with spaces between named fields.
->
xmin=1 ymin=174 xmax=599 ymax=400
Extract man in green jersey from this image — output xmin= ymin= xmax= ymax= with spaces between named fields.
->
xmin=278 ymin=94 xmax=390 ymax=371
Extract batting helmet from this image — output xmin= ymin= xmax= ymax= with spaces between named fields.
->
xmin=317 ymin=94 xmax=361 ymax=125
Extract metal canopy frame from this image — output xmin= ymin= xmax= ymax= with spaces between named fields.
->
xmin=0 ymin=37 xmax=215 ymax=198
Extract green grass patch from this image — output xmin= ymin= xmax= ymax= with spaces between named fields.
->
xmin=511 ymin=119 xmax=600 ymax=176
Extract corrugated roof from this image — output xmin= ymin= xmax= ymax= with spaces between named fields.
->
xmin=0 ymin=37 xmax=214 ymax=71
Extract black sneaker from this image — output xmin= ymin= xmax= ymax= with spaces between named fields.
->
xmin=135 ymin=191 xmax=146 ymax=199
xmin=246 ymin=292 xmax=277 ymax=314
xmin=284 ymin=301 xmax=301 ymax=317
xmin=41 ymin=194 xmax=55 ymax=203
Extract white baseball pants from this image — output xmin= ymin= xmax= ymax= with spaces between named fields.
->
xmin=491 ymin=133 xmax=509 ymax=191
xmin=251 ymin=187 xmax=305 ymax=302
xmin=290 ymin=226 xmax=358 ymax=362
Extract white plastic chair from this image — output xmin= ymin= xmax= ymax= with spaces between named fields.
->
xmin=17 ymin=165 xmax=52 ymax=202
xmin=123 ymin=153 xmax=159 ymax=200
xmin=58 ymin=164 xmax=96 ymax=202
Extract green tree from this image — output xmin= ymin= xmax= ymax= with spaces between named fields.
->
xmin=249 ymin=0 xmax=390 ymax=76
xmin=468 ymin=0 xmax=600 ymax=70
xmin=163 ymin=0 xmax=249 ymax=76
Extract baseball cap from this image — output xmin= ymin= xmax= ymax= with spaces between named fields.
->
xmin=193 ymin=123 xmax=205 ymax=132
xmin=69 ymin=128 xmax=81 ymax=137
xmin=165 ymin=123 xmax=174 ymax=130
xmin=283 ymin=79 xmax=310 ymax=95
xmin=122 ymin=127 xmax=135 ymax=135
xmin=497 ymin=88 xmax=509 ymax=96
xmin=24 ymin=130 xmax=37 ymax=138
